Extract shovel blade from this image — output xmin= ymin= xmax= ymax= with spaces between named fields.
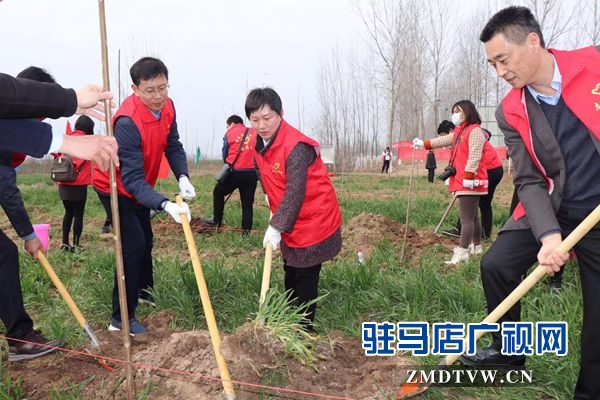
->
xmin=397 ymin=358 xmax=450 ymax=399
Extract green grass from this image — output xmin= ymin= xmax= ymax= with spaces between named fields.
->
xmin=0 ymin=167 xmax=583 ymax=399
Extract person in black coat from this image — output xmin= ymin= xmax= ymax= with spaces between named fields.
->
xmin=0 ymin=72 xmax=117 ymax=168
xmin=0 ymin=70 xmax=115 ymax=361
xmin=425 ymin=150 xmax=437 ymax=183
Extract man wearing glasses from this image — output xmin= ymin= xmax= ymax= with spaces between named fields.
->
xmin=93 ymin=57 xmax=195 ymax=335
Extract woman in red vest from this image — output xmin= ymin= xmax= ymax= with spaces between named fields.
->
xmin=56 ymin=115 xmax=94 ymax=251
xmin=413 ymin=100 xmax=488 ymax=265
xmin=246 ymin=87 xmax=342 ymax=331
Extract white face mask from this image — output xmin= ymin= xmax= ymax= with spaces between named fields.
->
xmin=451 ymin=112 xmax=463 ymax=126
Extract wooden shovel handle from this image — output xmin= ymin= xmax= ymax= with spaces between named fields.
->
xmin=175 ymin=195 xmax=236 ymax=399
xmin=259 ymin=244 xmax=273 ymax=307
xmin=38 ymin=251 xmax=87 ymax=327
xmin=445 ymin=202 xmax=600 ymax=366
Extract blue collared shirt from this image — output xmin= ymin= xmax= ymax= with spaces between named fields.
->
xmin=527 ymin=56 xmax=562 ymax=105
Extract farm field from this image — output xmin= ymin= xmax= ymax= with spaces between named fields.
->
xmin=0 ymin=161 xmax=581 ymax=399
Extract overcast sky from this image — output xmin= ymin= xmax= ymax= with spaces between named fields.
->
xmin=0 ymin=0 xmax=362 ymax=157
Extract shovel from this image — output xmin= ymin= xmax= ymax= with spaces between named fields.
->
xmin=434 ymin=195 xmax=457 ymax=235
xmin=397 ymin=203 xmax=600 ymax=399
xmin=37 ymin=251 xmax=113 ymax=371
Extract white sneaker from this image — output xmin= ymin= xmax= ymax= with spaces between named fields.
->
xmin=445 ymin=247 xmax=470 ymax=265
xmin=469 ymin=243 xmax=483 ymax=255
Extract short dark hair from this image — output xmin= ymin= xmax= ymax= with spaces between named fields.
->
xmin=74 ymin=115 xmax=95 ymax=135
xmin=437 ymin=120 xmax=455 ymax=135
xmin=452 ymin=100 xmax=482 ymax=125
xmin=17 ymin=66 xmax=56 ymax=83
xmin=245 ymin=87 xmax=282 ymax=118
xmin=130 ymin=57 xmax=169 ymax=86
xmin=480 ymin=6 xmax=545 ymax=48
xmin=226 ymin=115 xmax=243 ymax=125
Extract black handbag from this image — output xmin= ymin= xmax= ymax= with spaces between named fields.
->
xmin=50 ymin=155 xmax=87 ymax=182
xmin=215 ymin=128 xmax=249 ymax=184
xmin=215 ymin=163 xmax=232 ymax=184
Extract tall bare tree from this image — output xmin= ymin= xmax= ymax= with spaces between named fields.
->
xmin=420 ymin=0 xmax=455 ymax=133
xmin=524 ymin=0 xmax=577 ymax=47
xmin=358 ymin=0 xmax=408 ymax=147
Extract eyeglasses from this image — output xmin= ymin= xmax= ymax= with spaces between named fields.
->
xmin=137 ymin=84 xmax=170 ymax=97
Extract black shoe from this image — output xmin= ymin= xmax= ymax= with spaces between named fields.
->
xmin=548 ymin=275 xmax=562 ymax=294
xmin=8 ymin=330 xmax=65 ymax=362
xmin=60 ymin=243 xmax=73 ymax=252
xmin=441 ymin=227 xmax=461 ymax=238
xmin=460 ymin=346 xmax=525 ymax=368
xmin=203 ymin=217 xmax=221 ymax=227
xmin=100 ymin=225 xmax=111 ymax=234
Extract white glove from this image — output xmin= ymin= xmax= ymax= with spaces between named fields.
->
xmin=178 ymin=175 xmax=196 ymax=201
xmin=163 ymin=201 xmax=191 ymax=224
xmin=263 ymin=225 xmax=282 ymax=250
xmin=463 ymin=179 xmax=475 ymax=189
xmin=412 ymin=138 xmax=424 ymax=149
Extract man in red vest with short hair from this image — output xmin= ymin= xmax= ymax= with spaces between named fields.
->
xmin=205 ymin=114 xmax=258 ymax=234
xmin=461 ymin=7 xmax=600 ymax=399
xmin=93 ymin=57 xmax=195 ymax=335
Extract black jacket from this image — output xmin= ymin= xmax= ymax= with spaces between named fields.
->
xmin=0 ymin=119 xmax=53 ymax=157
xmin=425 ymin=150 xmax=437 ymax=169
xmin=0 ymin=73 xmax=77 ymax=119
xmin=0 ymin=150 xmax=34 ymax=239
xmin=0 ymin=73 xmax=78 ymax=157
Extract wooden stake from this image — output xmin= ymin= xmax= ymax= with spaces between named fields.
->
xmin=176 ymin=195 xmax=236 ymax=400
xmin=97 ymin=1 xmax=134 ymax=398
xmin=400 ymin=147 xmax=417 ymax=262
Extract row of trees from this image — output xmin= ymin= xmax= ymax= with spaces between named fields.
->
xmin=314 ymin=0 xmax=600 ymax=169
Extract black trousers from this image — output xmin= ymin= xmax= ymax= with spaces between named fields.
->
xmin=480 ymin=208 xmax=600 ymax=399
xmin=284 ymin=263 xmax=322 ymax=325
xmin=213 ymin=170 xmax=258 ymax=231
xmin=381 ymin=160 xmax=390 ymax=173
xmin=427 ymin=168 xmax=435 ymax=183
xmin=97 ymin=191 xmax=153 ymax=321
xmin=97 ymin=191 xmax=112 ymax=228
xmin=62 ymin=199 xmax=86 ymax=246
xmin=0 ymin=230 xmax=33 ymax=345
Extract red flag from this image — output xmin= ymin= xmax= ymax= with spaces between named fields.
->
xmin=65 ymin=120 xmax=73 ymax=135
xmin=157 ymin=155 xmax=170 ymax=179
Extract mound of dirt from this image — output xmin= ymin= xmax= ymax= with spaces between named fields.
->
xmin=341 ymin=212 xmax=459 ymax=265
xmin=6 ymin=312 xmax=414 ymax=399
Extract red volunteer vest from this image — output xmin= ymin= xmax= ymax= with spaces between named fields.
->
xmin=482 ymin=141 xmax=502 ymax=170
xmin=448 ymin=123 xmax=488 ymax=193
xmin=225 ymin=124 xmax=257 ymax=169
xmin=502 ymin=46 xmax=600 ymax=219
xmin=92 ymin=94 xmax=175 ymax=199
xmin=58 ymin=130 xmax=92 ymax=186
xmin=254 ymin=120 xmax=342 ymax=248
